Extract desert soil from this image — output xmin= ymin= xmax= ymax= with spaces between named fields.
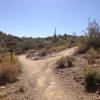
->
xmin=0 ymin=46 xmax=95 ymax=100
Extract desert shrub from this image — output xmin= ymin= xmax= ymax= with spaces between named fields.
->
xmin=86 ymin=55 xmax=94 ymax=64
xmin=1 ymin=31 xmax=79 ymax=54
xmin=26 ymin=49 xmax=38 ymax=58
xmin=83 ymin=66 xmax=100 ymax=92
xmin=38 ymin=49 xmax=48 ymax=57
xmin=26 ymin=45 xmax=67 ymax=58
xmin=86 ymin=48 xmax=98 ymax=64
xmin=49 ymin=44 xmax=67 ymax=53
xmin=0 ymin=53 xmax=20 ymax=85
xmin=79 ymin=20 xmax=100 ymax=53
xmin=86 ymin=20 xmax=100 ymax=48
xmin=87 ymin=48 xmax=98 ymax=57
xmin=0 ymin=53 xmax=5 ymax=62
xmin=0 ymin=47 xmax=8 ymax=62
xmin=56 ymin=56 xmax=74 ymax=69
xmin=78 ymin=37 xmax=89 ymax=54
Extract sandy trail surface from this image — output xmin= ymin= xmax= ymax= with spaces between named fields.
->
xmin=16 ymin=46 xmax=79 ymax=100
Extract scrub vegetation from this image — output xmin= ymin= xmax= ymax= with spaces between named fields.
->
xmin=0 ymin=53 xmax=20 ymax=85
xmin=0 ymin=19 xmax=100 ymax=100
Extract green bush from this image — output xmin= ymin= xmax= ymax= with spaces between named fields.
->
xmin=56 ymin=56 xmax=74 ymax=69
xmin=83 ymin=66 xmax=100 ymax=92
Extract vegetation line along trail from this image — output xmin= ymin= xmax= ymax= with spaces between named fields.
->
xmin=18 ymin=46 xmax=79 ymax=100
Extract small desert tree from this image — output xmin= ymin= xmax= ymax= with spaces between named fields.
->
xmin=85 ymin=19 xmax=100 ymax=49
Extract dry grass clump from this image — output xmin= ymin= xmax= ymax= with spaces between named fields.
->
xmin=56 ymin=56 xmax=74 ymax=69
xmin=0 ymin=53 xmax=20 ymax=85
xmin=78 ymin=38 xmax=89 ymax=54
xmin=86 ymin=48 xmax=98 ymax=64
xmin=49 ymin=44 xmax=67 ymax=53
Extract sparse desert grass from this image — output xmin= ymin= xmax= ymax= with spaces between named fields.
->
xmin=0 ymin=53 xmax=20 ymax=85
xmin=87 ymin=48 xmax=98 ymax=57
xmin=83 ymin=66 xmax=100 ymax=92
xmin=56 ymin=56 xmax=74 ymax=69
xmin=78 ymin=38 xmax=89 ymax=54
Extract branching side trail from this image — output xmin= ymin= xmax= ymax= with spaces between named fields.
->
xmin=11 ymin=46 xmax=79 ymax=100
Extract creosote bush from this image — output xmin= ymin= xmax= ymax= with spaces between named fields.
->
xmin=56 ymin=56 xmax=74 ymax=69
xmin=83 ymin=66 xmax=100 ymax=92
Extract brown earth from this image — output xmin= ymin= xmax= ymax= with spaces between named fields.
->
xmin=0 ymin=46 xmax=97 ymax=100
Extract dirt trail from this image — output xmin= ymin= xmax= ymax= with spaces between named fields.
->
xmin=18 ymin=46 xmax=79 ymax=100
